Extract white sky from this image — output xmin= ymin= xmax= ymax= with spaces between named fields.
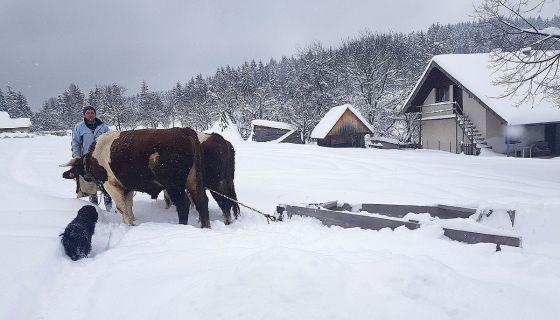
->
xmin=0 ymin=0 xmax=557 ymax=110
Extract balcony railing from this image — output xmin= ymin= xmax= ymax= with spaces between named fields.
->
xmin=419 ymin=101 xmax=462 ymax=119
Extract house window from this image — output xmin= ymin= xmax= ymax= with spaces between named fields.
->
xmin=435 ymin=86 xmax=449 ymax=102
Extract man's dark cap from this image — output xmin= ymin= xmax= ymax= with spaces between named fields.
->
xmin=83 ymin=106 xmax=96 ymax=114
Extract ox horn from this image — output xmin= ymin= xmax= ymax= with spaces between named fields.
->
xmin=59 ymin=157 xmax=80 ymax=167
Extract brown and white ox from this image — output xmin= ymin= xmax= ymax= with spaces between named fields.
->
xmin=61 ymin=127 xmax=210 ymax=227
xmin=161 ymin=132 xmax=240 ymax=224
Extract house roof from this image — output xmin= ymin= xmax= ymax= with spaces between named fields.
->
xmin=251 ymin=119 xmax=295 ymax=131
xmin=403 ymin=53 xmax=560 ymax=125
xmin=310 ymin=104 xmax=374 ymax=139
xmin=0 ymin=112 xmax=31 ymax=129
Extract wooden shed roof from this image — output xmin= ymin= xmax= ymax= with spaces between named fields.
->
xmin=311 ymin=104 xmax=374 ymax=139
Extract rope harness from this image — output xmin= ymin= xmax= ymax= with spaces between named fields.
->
xmin=206 ymin=188 xmax=282 ymax=224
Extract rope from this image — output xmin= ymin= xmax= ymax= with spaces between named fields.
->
xmin=206 ymin=188 xmax=281 ymax=224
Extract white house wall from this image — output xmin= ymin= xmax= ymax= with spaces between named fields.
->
xmin=462 ymin=93 xmax=487 ymax=138
xmin=485 ymin=110 xmax=506 ymax=153
xmin=425 ymin=89 xmax=436 ymax=105
xmin=422 ymin=118 xmax=462 ymax=153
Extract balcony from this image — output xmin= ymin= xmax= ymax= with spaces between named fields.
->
xmin=419 ymin=101 xmax=461 ymax=121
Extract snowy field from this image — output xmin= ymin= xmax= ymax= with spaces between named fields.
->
xmin=1 ymin=131 xmax=560 ymax=320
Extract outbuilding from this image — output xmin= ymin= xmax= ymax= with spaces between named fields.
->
xmin=251 ymin=119 xmax=303 ymax=144
xmin=310 ymin=104 xmax=374 ymax=148
xmin=0 ymin=111 xmax=31 ymax=133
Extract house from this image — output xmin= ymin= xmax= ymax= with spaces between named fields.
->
xmin=311 ymin=104 xmax=374 ymax=148
xmin=0 ymin=111 xmax=31 ymax=133
xmin=251 ymin=119 xmax=303 ymax=144
xmin=403 ymin=53 xmax=560 ymax=157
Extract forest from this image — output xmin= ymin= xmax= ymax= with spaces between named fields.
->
xmin=3 ymin=16 xmax=559 ymax=142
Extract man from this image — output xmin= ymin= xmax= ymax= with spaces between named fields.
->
xmin=71 ymin=105 xmax=113 ymax=211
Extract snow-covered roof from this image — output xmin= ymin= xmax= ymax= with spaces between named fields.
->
xmin=310 ymin=104 xmax=374 ymax=139
xmin=0 ymin=112 xmax=31 ymax=129
xmin=404 ymin=53 xmax=560 ymax=125
xmin=251 ymin=119 xmax=295 ymax=131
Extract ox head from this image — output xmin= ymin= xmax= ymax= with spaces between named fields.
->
xmin=60 ymin=156 xmax=98 ymax=197
xmin=60 ymin=157 xmax=87 ymax=180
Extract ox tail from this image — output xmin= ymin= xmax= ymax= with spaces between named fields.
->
xmin=225 ymin=140 xmax=240 ymax=219
xmin=230 ymin=183 xmax=240 ymax=219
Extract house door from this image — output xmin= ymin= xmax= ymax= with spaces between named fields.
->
xmin=545 ymin=124 xmax=557 ymax=155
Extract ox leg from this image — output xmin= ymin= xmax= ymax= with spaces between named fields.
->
xmin=188 ymin=185 xmax=210 ymax=228
xmin=104 ymin=182 xmax=135 ymax=225
xmin=166 ymin=188 xmax=190 ymax=225
xmin=163 ymin=190 xmax=172 ymax=209
xmin=186 ymin=161 xmax=210 ymax=228
xmin=211 ymin=180 xmax=236 ymax=225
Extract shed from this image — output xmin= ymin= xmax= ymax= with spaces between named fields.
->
xmin=310 ymin=104 xmax=374 ymax=148
xmin=0 ymin=112 xmax=31 ymax=133
xmin=251 ymin=120 xmax=303 ymax=144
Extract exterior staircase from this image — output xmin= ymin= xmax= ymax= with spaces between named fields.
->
xmin=456 ymin=114 xmax=492 ymax=155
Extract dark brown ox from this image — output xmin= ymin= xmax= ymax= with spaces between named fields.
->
xmin=198 ymin=132 xmax=239 ymax=224
xmin=162 ymin=132 xmax=239 ymax=224
xmin=62 ymin=127 xmax=210 ymax=227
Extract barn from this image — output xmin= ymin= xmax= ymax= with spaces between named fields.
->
xmin=0 ymin=111 xmax=31 ymax=133
xmin=251 ymin=119 xmax=303 ymax=144
xmin=311 ymin=104 xmax=374 ymax=148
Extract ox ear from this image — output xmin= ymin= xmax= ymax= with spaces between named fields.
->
xmin=59 ymin=157 xmax=80 ymax=167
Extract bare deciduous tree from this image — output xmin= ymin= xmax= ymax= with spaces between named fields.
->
xmin=475 ymin=0 xmax=560 ymax=104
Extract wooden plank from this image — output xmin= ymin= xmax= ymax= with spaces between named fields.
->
xmin=442 ymin=228 xmax=521 ymax=247
xmin=351 ymin=203 xmax=474 ymax=219
xmin=281 ymin=204 xmax=521 ymax=248
xmin=284 ymin=205 xmax=419 ymax=230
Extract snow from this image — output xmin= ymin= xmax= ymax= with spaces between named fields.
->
xmin=310 ymin=104 xmax=374 ymax=139
xmin=0 ymin=111 xmax=31 ymax=129
xmin=251 ymin=119 xmax=295 ymax=131
xmin=431 ymin=53 xmax=560 ymax=125
xmin=370 ymin=135 xmax=402 ymax=145
xmin=420 ymin=114 xmax=457 ymax=121
xmin=538 ymin=26 xmax=560 ymax=36
xmin=204 ymin=118 xmax=245 ymax=143
xmin=2 ymin=134 xmax=560 ymax=319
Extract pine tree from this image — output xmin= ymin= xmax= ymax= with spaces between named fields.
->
xmin=14 ymin=92 xmax=32 ymax=118
xmin=0 ymin=89 xmax=6 ymax=113
xmin=138 ymin=81 xmax=160 ymax=128
xmin=98 ymin=84 xmax=128 ymax=130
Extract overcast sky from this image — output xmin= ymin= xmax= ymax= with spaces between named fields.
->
xmin=1 ymin=0 xmax=554 ymax=110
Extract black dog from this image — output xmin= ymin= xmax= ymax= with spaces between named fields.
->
xmin=60 ymin=205 xmax=98 ymax=261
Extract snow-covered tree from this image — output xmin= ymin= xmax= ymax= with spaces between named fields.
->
xmin=2 ymin=86 xmax=32 ymax=118
xmin=96 ymin=84 xmax=128 ymax=130
xmin=475 ymin=0 xmax=560 ymax=103
xmin=31 ymin=98 xmax=64 ymax=131
xmin=138 ymin=81 xmax=160 ymax=128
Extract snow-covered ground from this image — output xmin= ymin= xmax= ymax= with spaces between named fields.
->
xmin=1 ymin=132 xmax=560 ymax=320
